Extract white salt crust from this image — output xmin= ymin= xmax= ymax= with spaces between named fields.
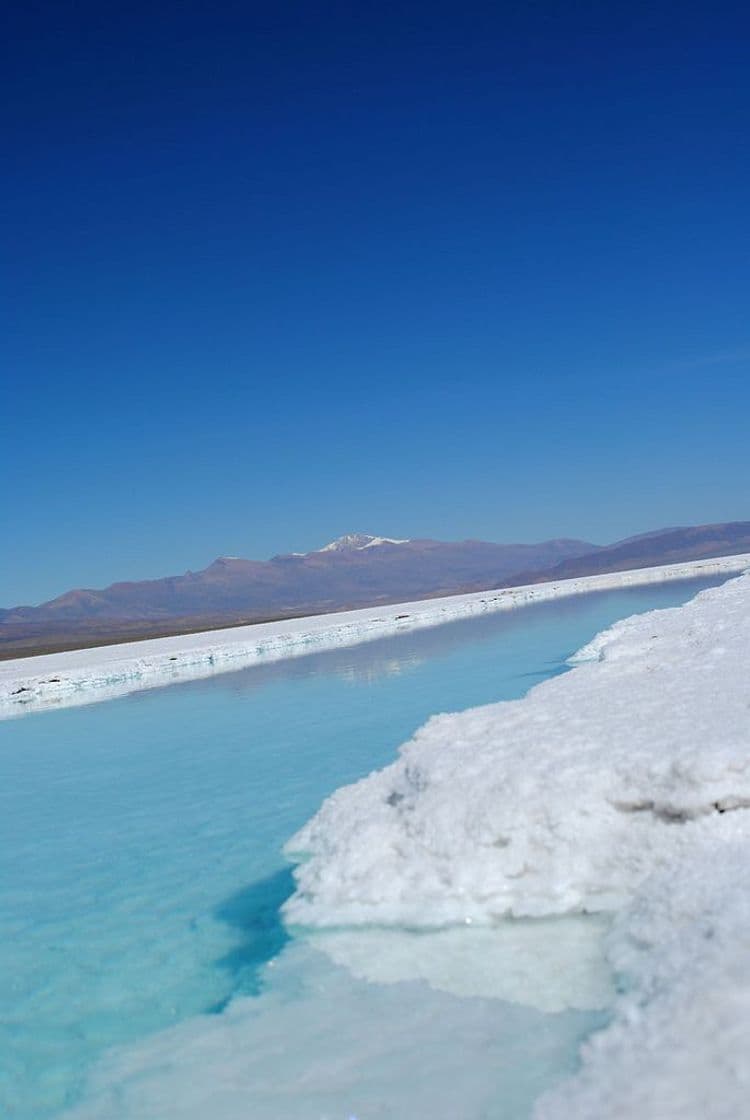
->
xmin=284 ymin=570 xmax=750 ymax=1117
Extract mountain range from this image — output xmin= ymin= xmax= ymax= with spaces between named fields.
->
xmin=2 ymin=521 xmax=749 ymax=658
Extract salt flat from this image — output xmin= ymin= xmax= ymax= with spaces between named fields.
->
xmin=2 ymin=553 xmax=748 ymax=718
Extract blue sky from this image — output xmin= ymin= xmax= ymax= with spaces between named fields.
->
xmin=3 ymin=1 xmax=749 ymax=606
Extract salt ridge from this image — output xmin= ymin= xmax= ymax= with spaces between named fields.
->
xmin=2 ymin=554 xmax=748 ymax=719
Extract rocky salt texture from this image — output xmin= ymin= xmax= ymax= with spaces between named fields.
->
xmin=534 ymin=844 xmax=750 ymax=1119
xmin=285 ymin=571 xmax=750 ymax=1117
xmin=2 ymin=554 xmax=748 ymax=718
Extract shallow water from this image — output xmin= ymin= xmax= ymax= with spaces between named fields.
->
xmin=0 ymin=578 xmax=727 ymax=1118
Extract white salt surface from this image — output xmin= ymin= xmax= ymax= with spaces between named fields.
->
xmin=535 ymin=843 xmax=750 ymax=1119
xmin=2 ymin=554 xmax=748 ymax=718
xmin=284 ymin=571 xmax=750 ymax=1118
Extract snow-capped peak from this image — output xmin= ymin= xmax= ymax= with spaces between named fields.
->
xmin=360 ymin=536 xmax=410 ymax=549
xmin=318 ymin=534 xmax=409 ymax=553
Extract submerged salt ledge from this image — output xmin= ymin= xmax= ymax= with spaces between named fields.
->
xmin=284 ymin=571 xmax=750 ymax=1118
xmin=2 ymin=553 xmax=748 ymax=719
xmin=62 ymin=941 xmax=598 ymax=1120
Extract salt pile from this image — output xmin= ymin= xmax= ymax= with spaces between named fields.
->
xmin=285 ymin=572 xmax=750 ymax=1116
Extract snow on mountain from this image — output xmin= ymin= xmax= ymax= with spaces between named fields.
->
xmin=317 ymin=533 xmax=410 ymax=552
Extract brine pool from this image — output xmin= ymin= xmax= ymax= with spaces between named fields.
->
xmin=0 ymin=578 xmax=726 ymax=1119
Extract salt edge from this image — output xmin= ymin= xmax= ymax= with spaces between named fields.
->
xmin=2 ymin=554 xmax=748 ymax=719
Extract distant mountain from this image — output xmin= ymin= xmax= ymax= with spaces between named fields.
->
xmin=505 ymin=521 xmax=750 ymax=586
xmin=2 ymin=522 xmax=749 ymax=658
xmin=0 ymin=534 xmax=596 ymax=655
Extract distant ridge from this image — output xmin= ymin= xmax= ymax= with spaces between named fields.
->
xmin=505 ymin=521 xmax=750 ymax=586
xmin=2 ymin=520 xmax=749 ymax=658
xmin=0 ymin=534 xmax=595 ymax=656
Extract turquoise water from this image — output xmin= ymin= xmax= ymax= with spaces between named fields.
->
xmin=0 ymin=578 xmax=727 ymax=1118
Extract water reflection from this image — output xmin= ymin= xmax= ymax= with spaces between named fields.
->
xmin=173 ymin=575 xmax=728 ymax=702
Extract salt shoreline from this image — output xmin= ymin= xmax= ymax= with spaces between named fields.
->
xmin=2 ymin=553 xmax=749 ymax=719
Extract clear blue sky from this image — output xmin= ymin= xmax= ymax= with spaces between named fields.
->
xmin=3 ymin=0 xmax=749 ymax=606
